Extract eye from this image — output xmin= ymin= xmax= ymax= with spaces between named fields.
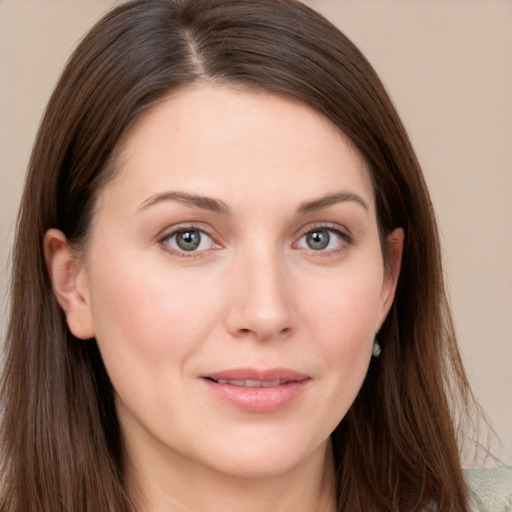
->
xmin=295 ymin=227 xmax=349 ymax=252
xmin=162 ymin=228 xmax=217 ymax=253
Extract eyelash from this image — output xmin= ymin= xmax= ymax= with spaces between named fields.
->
xmin=158 ymin=224 xmax=219 ymax=259
xmin=158 ymin=223 xmax=353 ymax=258
xmin=294 ymin=223 xmax=353 ymax=256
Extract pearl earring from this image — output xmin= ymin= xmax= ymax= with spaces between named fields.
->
xmin=372 ymin=337 xmax=381 ymax=358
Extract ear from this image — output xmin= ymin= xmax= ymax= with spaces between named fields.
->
xmin=377 ymin=227 xmax=404 ymax=328
xmin=44 ymin=229 xmax=95 ymax=340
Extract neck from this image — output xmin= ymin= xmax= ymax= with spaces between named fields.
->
xmin=125 ymin=438 xmax=337 ymax=512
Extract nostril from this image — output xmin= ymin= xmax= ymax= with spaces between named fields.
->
xmin=235 ymin=326 xmax=292 ymax=339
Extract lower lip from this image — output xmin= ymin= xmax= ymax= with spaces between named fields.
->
xmin=201 ymin=379 xmax=309 ymax=412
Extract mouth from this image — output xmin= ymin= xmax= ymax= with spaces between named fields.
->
xmin=200 ymin=368 xmax=310 ymax=412
xmin=206 ymin=378 xmax=292 ymax=388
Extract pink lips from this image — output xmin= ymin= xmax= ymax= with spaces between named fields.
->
xmin=201 ymin=368 xmax=310 ymax=412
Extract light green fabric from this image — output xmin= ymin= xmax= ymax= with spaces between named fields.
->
xmin=465 ymin=467 xmax=512 ymax=512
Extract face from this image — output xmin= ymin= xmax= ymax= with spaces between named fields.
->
xmin=49 ymin=85 xmax=402 ymax=482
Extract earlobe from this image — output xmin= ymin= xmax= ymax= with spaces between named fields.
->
xmin=44 ymin=229 xmax=95 ymax=340
xmin=378 ymin=227 xmax=405 ymax=326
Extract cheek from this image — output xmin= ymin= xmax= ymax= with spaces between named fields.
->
xmin=85 ymin=249 xmax=222 ymax=388
xmin=303 ymin=264 xmax=384 ymax=344
xmin=299 ymin=265 xmax=384 ymax=413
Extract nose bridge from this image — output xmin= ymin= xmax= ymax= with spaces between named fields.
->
xmin=226 ymin=237 xmax=293 ymax=340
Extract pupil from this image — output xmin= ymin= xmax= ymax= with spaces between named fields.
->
xmin=307 ymin=230 xmax=329 ymax=250
xmin=177 ymin=230 xmax=201 ymax=251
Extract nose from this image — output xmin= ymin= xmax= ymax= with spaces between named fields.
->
xmin=225 ymin=246 xmax=294 ymax=342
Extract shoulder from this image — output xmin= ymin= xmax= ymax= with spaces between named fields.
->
xmin=465 ymin=467 xmax=512 ymax=512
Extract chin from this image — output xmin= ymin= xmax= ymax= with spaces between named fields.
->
xmin=192 ymin=429 xmax=328 ymax=480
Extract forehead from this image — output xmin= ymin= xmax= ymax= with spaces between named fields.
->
xmin=100 ymin=84 xmax=375 ymax=213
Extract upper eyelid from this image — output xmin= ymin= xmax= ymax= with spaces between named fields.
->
xmin=293 ymin=224 xmax=354 ymax=251
xmin=158 ymin=222 xmax=216 ymax=241
xmin=159 ymin=226 xmax=220 ymax=257
xmin=294 ymin=222 xmax=352 ymax=239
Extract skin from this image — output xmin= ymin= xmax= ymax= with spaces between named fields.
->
xmin=45 ymin=85 xmax=403 ymax=512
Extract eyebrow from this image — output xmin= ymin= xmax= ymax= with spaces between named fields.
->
xmin=297 ymin=192 xmax=369 ymax=214
xmin=137 ymin=190 xmax=368 ymax=215
xmin=137 ymin=191 xmax=230 ymax=214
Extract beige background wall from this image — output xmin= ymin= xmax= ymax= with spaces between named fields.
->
xmin=1 ymin=0 xmax=511 ymax=465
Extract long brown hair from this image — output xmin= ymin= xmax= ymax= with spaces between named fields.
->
xmin=1 ymin=0 xmax=476 ymax=510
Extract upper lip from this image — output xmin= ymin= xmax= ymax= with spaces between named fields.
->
xmin=203 ymin=368 xmax=310 ymax=383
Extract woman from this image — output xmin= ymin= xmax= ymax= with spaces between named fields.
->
xmin=0 ymin=0 xmax=506 ymax=511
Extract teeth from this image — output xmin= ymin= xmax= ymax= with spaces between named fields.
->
xmin=227 ymin=379 xmax=245 ymax=386
xmin=261 ymin=380 xmax=281 ymax=387
xmin=214 ymin=379 xmax=285 ymax=387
